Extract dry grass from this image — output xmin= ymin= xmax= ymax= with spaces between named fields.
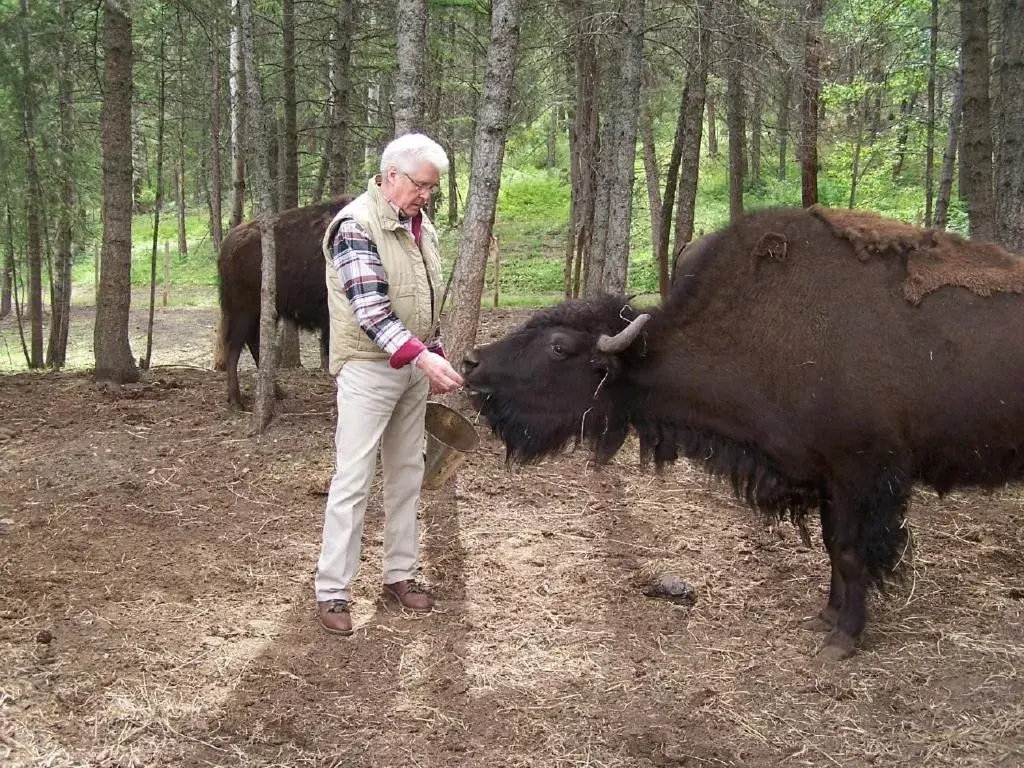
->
xmin=2 ymin=309 xmax=1024 ymax=766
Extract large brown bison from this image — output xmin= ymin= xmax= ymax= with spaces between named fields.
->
xmin=218 ymin=196 xmax=353 ymax=409
xmin=463 ymin=206 xmax=1024 ymax=659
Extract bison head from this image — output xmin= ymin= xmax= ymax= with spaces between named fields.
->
xmin=463 ymin=296 xmax=651 ymax=464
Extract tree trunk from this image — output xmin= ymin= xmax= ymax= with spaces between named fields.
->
xmin=48 ymin=0 xmax=75 ymax=368
xmin=995 ymin=0 xmax=1024 ymax=252
xmin=935 ymin=60 xmax=962 ymax=230
xmin=660 ymin=0 xmax=712 ymax=288
xmin=328 ymin=0 xmax=355 ymax=195
xmin=639 ymin=94 xmax=662 ymax=274
xmin=778 ymin=71 xmax=791 ymax=181
xmin=924 ymin=0 xmax=938 ymax=225
xmin=229 ymin=0 xmax=246 ymax=228
xmin=210 ymin=18 xmax=224 ymax=251
xmin=706 ymin=92 xmax=718 ymax=158
xmin=145 ymin=26 xmax=167 ymax=372
xmin=175 ymin=9 xmax=188 ymax=260
xmin=94 ymin=0 xmax=139 ymax=384
xmin=239 ymin=0 xmax=278 ymax=431
xmin=800 ymin=0 xmax=824 ymax=208
xmin=564 ymin=0 xmax=599 ymax=299
xmin=890 ymin=93 xmax=918 ymax=181
xmin=960 ymin=0 xmax=996 ymax=241
xmin=18 ymin=0 xmax=44 ymax=368
xmin=281 ymin=0 xmax=299 ymax=209
xmin=587 ymin=0 xmax=646 ymax=296
xmin=725 ymin=3 xmax=745 ymax=222
xmin=395 ymin=0 xmax=428 ymax=136
xmin=1 ymin=237 xmax=11 ymax=320
xmin=446 ymin=0 xmax=524 ymax=369
xmin=750 ymin=72 xmax=763 ymax=189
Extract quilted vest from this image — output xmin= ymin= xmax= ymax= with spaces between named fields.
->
xmin=322 ymin=176 xmax=442 ymax=375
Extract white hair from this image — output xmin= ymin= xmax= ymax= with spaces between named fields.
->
xmin=379 ymin=132 xmax=450 ymax=176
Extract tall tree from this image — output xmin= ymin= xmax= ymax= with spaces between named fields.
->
xmin=960 ymin=0 xmax=996 ymax=240
xmin=276 ymin=0 xmax=302 ymax=369
xmin=239 ymin=0 xmax=278 ymax=430
xmin=209 ymin=17 xmax=224 ymax=251
xmin=48 ymin=0 xmax=76 ymax=368
xmin=585 ymin=0 xmax=646 ymax=296
xmin=145 ymin=21 xmax=167 ymax=371
xmin=725 ymin=0 xmax=746 ymax=221
xmin=395 ymin=0 xmax=428 ymax=135
xmin=229 ymin=0 xmax=246 ymax=228
xmin=662 ymin=0 xmax=713 ymax=282
xmin=328 ymin=0 xmax=355 ymax=195
xmin=94 ymin=0 xmax=140 ymax=384
xmin=924 ymin=0 xmax=938 ymax=225
xmin=800 ymin=0 xmax=824 ymax=208
xmin=777 ymin=70 xmax=792 ymax=181
xmin=935 ymin=58 xmax=962 ymax=230
xmin=995 ymin=0 xmax=1024 ymax=252
xmin=18 ymin=0 xmax=43 ymax=368
xmin=446 ymin=0 xmax=524 ymax=369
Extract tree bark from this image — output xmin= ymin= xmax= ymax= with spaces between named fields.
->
xmin=175 ymin=9 xmax=188 ymax=260
xmin=94 ymin=0 xmax=139 ymax=384
xmin=239 ymin=0 xmax=278 ymax=431
xmin=395 ymin=0 xmax=428 ymax=136
xmin=446 ymin=0 xmax=524 ymax=369
xmin=995 ymin=0 xmax=1024 ymax=252
xmin=960 ymin=0 xmax=996 ymax=241
xmin=706 ymin=92 xmax=718 ymax=158
xmin=800 ymin=0 xmax=824 ymax=208
xmin=276 ymin=0 xmax=301 ymax=369
xmin=48 ymin=0 xmax=76 ymax=368
xmin=229 ymin=0 xmax=246 ymax=228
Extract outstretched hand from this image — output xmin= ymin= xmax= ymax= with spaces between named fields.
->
xmin=415 ymin=350 xmax=465 ymax=394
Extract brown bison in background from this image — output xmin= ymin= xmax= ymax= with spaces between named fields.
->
xmin=463 ymin=206 xmax=1024 ymax=659
xmin=218 ymin=196 xmax=353 ymax=409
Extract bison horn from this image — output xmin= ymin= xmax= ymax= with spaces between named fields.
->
xmin=597 ymin=313 xmax=651 ymax=354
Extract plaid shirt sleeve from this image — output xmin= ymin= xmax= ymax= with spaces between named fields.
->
xmin=330 ymin=219 xmax=418 ymax=360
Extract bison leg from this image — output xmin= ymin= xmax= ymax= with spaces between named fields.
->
xmin=225 ymin=316 xmax=258 ymax=410
xmin=816 ymin=489 xmax=870 ymax=660
xmin=801 ymin=495 xmax=843 ymax=632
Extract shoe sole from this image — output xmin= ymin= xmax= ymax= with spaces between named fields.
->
xmin=319 ymin=620 xmax=354 ymax=636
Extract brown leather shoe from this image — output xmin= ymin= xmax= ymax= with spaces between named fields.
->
xmin=382 ymin=580 xmax=434 ymax=613
xmin=317 ymin=599 xmax=353 ymax=635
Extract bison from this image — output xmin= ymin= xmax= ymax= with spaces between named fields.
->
xmin=462 ymin=206 xmax=1024 ymax=659
xmin=218 ymin=196 xmax=353 ymax=409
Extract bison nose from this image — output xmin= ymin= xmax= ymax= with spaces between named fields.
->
xmin=462 ymin=349 xmax=480 ymax=377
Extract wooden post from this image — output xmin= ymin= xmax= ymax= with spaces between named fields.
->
xmin=163 ymin=240 xmax=170 ymax=306
xmin=490 ymin=234 xmax=500 ymax=308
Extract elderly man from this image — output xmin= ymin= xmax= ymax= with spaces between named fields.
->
xmin=315 ymin=133 xmax=464 ymax=636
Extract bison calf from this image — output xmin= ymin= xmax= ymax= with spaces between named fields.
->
xmin=218 ymin=196 xmax=352 ymax=409
xmin=464 ymin=206 xmax=1024 ymax=659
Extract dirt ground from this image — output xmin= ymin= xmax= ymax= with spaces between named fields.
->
xmin=1 ymin=304 xmax=1023 ymax=768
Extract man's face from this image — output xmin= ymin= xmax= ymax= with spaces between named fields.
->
xmin=384 ymin=161 xmax=440 ymax=216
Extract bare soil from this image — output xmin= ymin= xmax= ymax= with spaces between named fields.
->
xmin=1 ymin=305 xmax=1023 ymax=768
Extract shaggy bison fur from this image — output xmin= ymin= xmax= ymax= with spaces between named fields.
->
xmin=463 ymin=206 xmax=1024 ymax=659
xmin=218 ymin=196 xmax=353 ymax=409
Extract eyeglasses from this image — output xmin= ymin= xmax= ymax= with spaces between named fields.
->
xmin=401 ymin=170 xmax=440 ymax=197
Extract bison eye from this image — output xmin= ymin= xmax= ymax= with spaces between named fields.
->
xmin=551 ymin=342 xmax=567 ymax=359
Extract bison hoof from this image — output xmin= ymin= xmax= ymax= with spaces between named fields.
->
xmin=815 ymin=630 xmax=858 ymax=661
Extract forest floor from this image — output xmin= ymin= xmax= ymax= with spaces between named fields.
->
xmin=1 ymin=302 xmax=1023 ymax=768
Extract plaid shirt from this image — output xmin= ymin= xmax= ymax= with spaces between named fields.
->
xmin=329 ymin=211 xmax=443 ymax=365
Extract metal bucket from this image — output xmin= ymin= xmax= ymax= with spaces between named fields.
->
xmin=422 ymin=402 xmax=479 ymax=490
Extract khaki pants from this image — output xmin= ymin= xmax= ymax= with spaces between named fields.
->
xmin=315 ymin=359 xmax=429 ymax=602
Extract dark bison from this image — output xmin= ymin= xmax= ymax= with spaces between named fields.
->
xmin=218 ymin=196 xmax=353 ymax=409
xmin=463 ymin=206 xmax=1024 ymax=659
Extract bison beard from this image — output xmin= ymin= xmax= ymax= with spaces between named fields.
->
xmin=218 ymin=196 xmax=353 ymax=409
xmin=464 ymin=206 xmax=1024 ymax=659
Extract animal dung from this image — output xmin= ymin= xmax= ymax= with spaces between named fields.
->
xmin=643 ymin=574 xmax=697 ymax=606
